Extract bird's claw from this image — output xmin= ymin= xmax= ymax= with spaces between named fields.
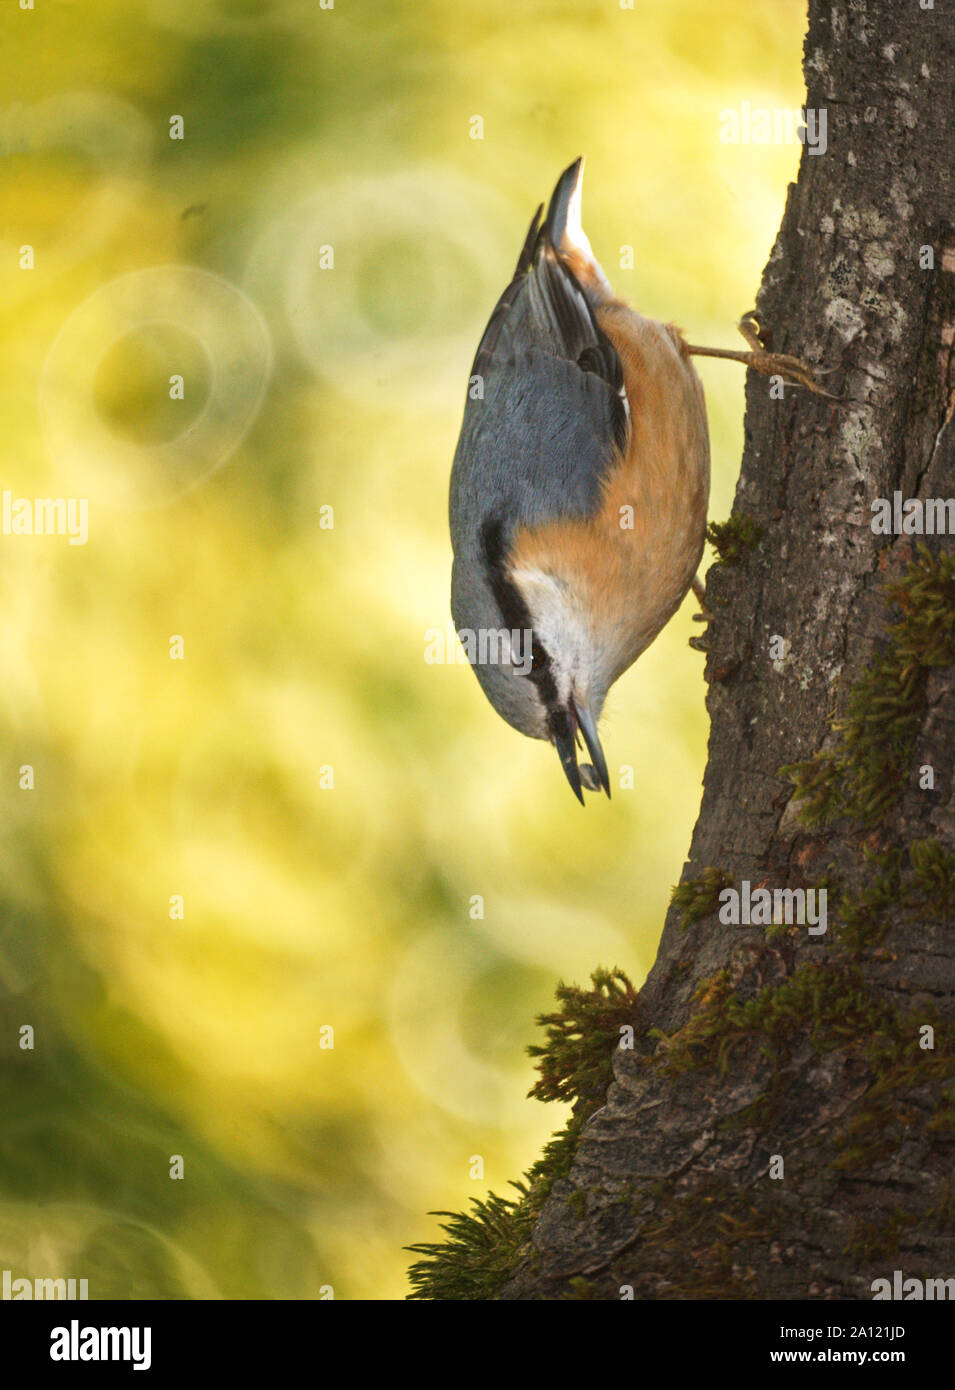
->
xmin=736 ymin=311 xmax=839 ymax=399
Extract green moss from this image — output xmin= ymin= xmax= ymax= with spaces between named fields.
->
xmin=717 ymin=1091 xmax=779 ymax=1132
xmin=831 ymin=1105 xmax=907 ymax=1172
xmin=654 ymin=955 xmax=949 ymax=1113
xmin=831 ymin=848 xmax=902 ymax=951
xmin=527 ymin=968 xmax=640 ymax=1107
xmin=565 ymin=1276 xmax=600 ymax=1299
xmin=406 ymin=1189 xmax=537 ymax=1301
xmin=407 ymin=969 xmax=639 ymax=1299
xmin=833 ymin=839 xmax=955 ymax=954
xmin=655 ymin=963 xmax=900 ymax=1077
xmin=567 ymin=1189 xmax=588 ymax=1220
xmin=909 ymin=838 xmax=955 ymax=913
xmin=635 ymin=1175 xmax=763 ymax=1298
xmin=783 ymin=546 xmax=955 ymax=828
xmin=843 ymin=1209 xmax=913 ymax=1261
xmin=637 ymin=935 xmax=952 ymax=1287
xmin=405 ymin=1110 xmax=591 ymax=1300
xmin=706 ymin=514 xmax=765 ymax=566
xmin=670 ymin=869 xmax=734 ymax=929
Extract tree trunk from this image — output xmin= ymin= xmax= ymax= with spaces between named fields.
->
xmin=496 ymin=0 xmax=955 ymax=1300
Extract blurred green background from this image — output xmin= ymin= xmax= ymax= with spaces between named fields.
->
xmin=0 ymin=0 xmax=805 ymax=1299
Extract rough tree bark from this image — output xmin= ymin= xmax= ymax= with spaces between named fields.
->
xmin=499 ymin=0 xmax=955 ymax=1300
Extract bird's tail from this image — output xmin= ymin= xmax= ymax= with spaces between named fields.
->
xmin=541 ymin=157 xmax=613 ymax=303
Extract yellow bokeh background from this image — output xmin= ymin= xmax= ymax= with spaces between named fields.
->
xmin=1 ymin=0 xmax=805 ymax=1298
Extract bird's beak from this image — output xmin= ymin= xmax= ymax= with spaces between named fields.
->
xmin=574 ymin=698 xmax=611 ymax=799
xmin=553 ymin=719 xmax=584 ymax=804
xmin=552 ymin=699 xmax=611 ymax=804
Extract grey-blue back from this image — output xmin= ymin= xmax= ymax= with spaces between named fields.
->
xmin=449 ymin=246 xmax=624 ymax=616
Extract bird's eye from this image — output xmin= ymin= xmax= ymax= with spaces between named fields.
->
xmin=530 ymin=646 xmax=547 ymax=671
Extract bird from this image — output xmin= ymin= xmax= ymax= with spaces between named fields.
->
xmin=449 ymin=157 xmax=823 ymax=803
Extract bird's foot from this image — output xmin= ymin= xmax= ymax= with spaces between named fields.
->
xmin=689 ymin=576 xmax=713 ymax=649
xmin=736 ymin=311 xmax=838 ymax=396
xmin=685 ymin=311 xmax=838 ymax=399
xmin=690 ymin=575 xmax=712 ymax=621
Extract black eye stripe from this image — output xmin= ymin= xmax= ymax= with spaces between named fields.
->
xmin=480 ymin=518 xmax=560 ymax=707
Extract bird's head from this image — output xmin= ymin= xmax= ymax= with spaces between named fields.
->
xmin=451 ymin=518 xmax=613 ymax=804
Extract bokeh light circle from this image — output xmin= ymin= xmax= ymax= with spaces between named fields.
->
xmin=39 ymin=267 xmax=273 ymax=507
xmin=245 ymin=165 xmax=517 ymax=408
xmin=389 ymin=900 xmax=633 ymax=1126
xmin=0 ymin=1200 xmax=222 ymax=1300
xmin=0 ymin=93 xmax=151 ymax=303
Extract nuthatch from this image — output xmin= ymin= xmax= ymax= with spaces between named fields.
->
xmin=449 ymin=158 xmax=823 ymax=803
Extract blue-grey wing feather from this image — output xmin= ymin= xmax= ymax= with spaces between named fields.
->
xmin=449 ymin=232 xmax=625 ymax=549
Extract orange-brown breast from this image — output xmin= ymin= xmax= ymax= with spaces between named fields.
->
xmin=507 ymin=302 xmax=710 ymax=684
